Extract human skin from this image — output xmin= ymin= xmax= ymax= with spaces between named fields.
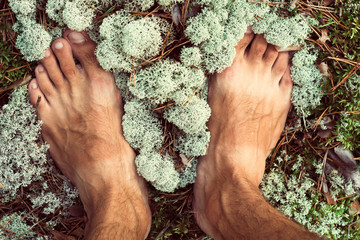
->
xmin=28 ymin=30 xmax=151 ymax=239
xmin=193 ymin=32 xmax=323 ymax=239
xmin=28 ymin=29 xmax=322 ymax=239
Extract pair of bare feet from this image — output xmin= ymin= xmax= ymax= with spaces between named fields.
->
xmin=28 ymin=29 xmax=296 ymax=239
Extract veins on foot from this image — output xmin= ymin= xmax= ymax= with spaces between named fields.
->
xmin=193 ymin=33 xmax=293 ymax=238
xmin=28 ymin=30 xmax=151 ymax=238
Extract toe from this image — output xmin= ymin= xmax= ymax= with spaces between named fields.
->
xmin=41 ymin=48 xmax=68 ymax=89
xmin=272 ymin=52 xmax=289 ymax=79
xmin=279 ymin=65 xmax=293 ymax=94
xmin=51 ymin=38 xmax=79 ymax=83
xmin=64 ymin=30 xmax=101 ymax=75
xmin=263 ymin=44 xmax=278 ymax=66
xmin=28 ymin=79 xmax=48 ymax=108
xmin=234 ymin=27 xmax=255 ymax=61
xmin=247 ymin=34 xmax=268 ymax=62
xmin=35 ymin=64 xmax=57 ymax=99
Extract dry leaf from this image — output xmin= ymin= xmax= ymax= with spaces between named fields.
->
xmin=68 ymin=205 xmax=85 ymax=217
xmin=180 ymin=154 xmax=192 ymax=168
xmin=171 ymin=5 xmax=181 ymax=26
xmin=323 ymin=182 xmax=336 ymax=205
xmin=276 ymin=45 xmax=303 ymax=52
xmin=317 ymin=62 xmax=330 ymax=78
xmin=323 ymin=0 xmax=335 ymax=6
xmin=319 ymin=29 xmax=330 ymax=44
xmin=349 ymin=200 xmax=360 ymax=215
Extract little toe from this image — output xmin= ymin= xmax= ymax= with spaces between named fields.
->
xmin=64 ymin=30 xmax=101 ymax=75
xmin=272 ymin=52 xmax=289 ymax=79
xmin=40 ymin=48 xmax=68 ymax=89
xmin=279 ymin=65 xmax=293 ymax=95
xmin=35 ymin=64 xmax=57 ymax=99
xmin=28 ymin=79 xmax=48 ymax=108
xmin=247 ymin=34 xmax=268 ymax=62
xmin=263 ymin=44 xmax=279 ymax=66
xmin=234 ymin=27 xmax=255 ymax=61
xmin=51 ymin=38 xmax=79 ymax=83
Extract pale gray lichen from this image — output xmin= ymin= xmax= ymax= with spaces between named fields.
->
xmin=185 ymin=0 xmax=313 ymax=73
xmin=8 ymin=0 xmax=36 ymax=16
xmin=0 ymin=86 xmax=49 ymax=202
xmin=114 ymin=71 xmax=133 ymax=101
xmin=62 ymin=1 xmax=96 ymax=31
xmin=124 ymin=0 xmax=155 ymax=11
xmin=11 ymin=4 xmax=52 ymax=62
xmin=135 ymin=151 xmax=180 ymax=192
xmin=157 ymin=0 xmax=185 ymax=7
xmin=15 ymin=21 xmax=52 ymax=61
xmin=28 ymin=182 xmax=78 ymax=215
xmin=46 ymin=0 xmax=117 ymax=31
xmin=253 ymin=14 xmax=312 ymax=48
xmin=122 ymin=99 xmax=162 ymax=152
xmin=176 ymin=130 xmax=210 ymax=157
xmin=0 ymin=212 xmax=37 ymax=239
xmin=180 ymin=47 xmax=202 ymax=67
xmin=164 ymin=97 xmax=211 ymax=134
xmin=8 ymin=0 xmax=325 ymax=196
xmin=121 ymin=18 xmax=163 ymax=59
xmin=46 ymin=0 xmax=67 ymax=25
xmin=261 ymin=153 xmax=358 ymax=239
xmin=129 ymin=60 xmax=205 ymax=104
xmin=178 ymin=158 xmax=198 ymax=188
xmin=96 ymin=11 xmax=172 ymax=72
xmin=184 ymin=0 xmax=267 ymax=72
xmin=291 ymin=47 xmax=323 ymax=117
xmin=0 ymin=86 xmax=78 ymax=216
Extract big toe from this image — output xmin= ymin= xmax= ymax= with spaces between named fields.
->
xmin=64 ymin=30 xmax=101 ymax=74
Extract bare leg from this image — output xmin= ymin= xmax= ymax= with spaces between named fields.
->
xmin=28 ymin=30 xmax=151 ymax=239
xmin=193 ymin=33 xmax=323 ymax=239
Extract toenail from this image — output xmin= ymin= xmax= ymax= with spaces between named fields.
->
xmin=68 ymin=32 xmax=86 ymax=44
xmin=37 ymin=65 xmax=45 ymax=72
xmin=30 ymin=81 xmax=38 ymax=89
xmin=44 ymin=49 xmax=51 ymax=57
xmin=55 ymin=42 xmax=63 ymax=49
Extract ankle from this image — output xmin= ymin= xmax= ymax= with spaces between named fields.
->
xmin=85 ymin=188 xmax=151 ymax=239
xmin=203 ymin=177 xmax=260 ymax=235
xmin=204 ymin=145 xmax=266 ymax=184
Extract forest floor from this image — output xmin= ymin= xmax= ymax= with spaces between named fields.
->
xmin=1 ymin=0 xmax=360 ymax=239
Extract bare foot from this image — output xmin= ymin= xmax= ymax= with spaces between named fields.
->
xmin=28 ymin=30 xmax=151 ymax=239
xmin=193 ymin=33 xmax=293 ymax=238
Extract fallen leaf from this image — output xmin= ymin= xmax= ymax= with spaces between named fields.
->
xmin=276 ymin=45 xmax=303 ymax=52
xmin=319 ymin=29 xmax=330 ymax=44
xmin=180 ymin=154 xmax=192 ymax=168
xmin=317 ymin=62 xmax=330 ymax=78
xmin=349 ymin=200 xmax=360 ymax=215
xmin=171 ymin=5 xmax=181 ymax=26
xmin=68 ymin=205 xmax=85 ymax=217
xmin=323 ymin=0 xmax=335 ymax=6
xmin=323 ymin=182 xmax=336 ymax=205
